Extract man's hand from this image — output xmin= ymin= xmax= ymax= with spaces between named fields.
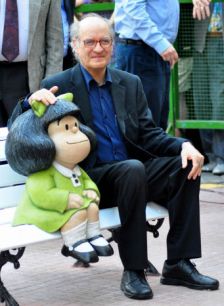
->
xmin=28 ymin=86 xmax=58 ymax=106
xmin=161 ymin=45 xmax=179 ymax=69
xmin=193 ymin=0 xmax=211 ymax=20
xmin=181 ymin=142 xmax=204 ymax=180
xmin=83 ymin=190 xmax=100 ymax=204
xmin=67 ymin=193 xmax=84 ymax=209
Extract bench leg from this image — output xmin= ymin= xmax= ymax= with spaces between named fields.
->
xmin=146 ymin=218 xmax=165 ymax=238
xmin=0 ymin=248 xmax=25 ymax=306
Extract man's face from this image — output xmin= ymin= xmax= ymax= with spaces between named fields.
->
xmin=73 ymin=17 xmax=113 ymax=74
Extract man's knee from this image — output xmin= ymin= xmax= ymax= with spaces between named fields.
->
xmin=122 ymin=159 xmax=146 ymax=184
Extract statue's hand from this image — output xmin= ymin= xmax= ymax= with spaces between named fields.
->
xmin=83 ymin=190 xmax=100 ymax=204
xmin=67 ymin=193 xmax=84 ymax=209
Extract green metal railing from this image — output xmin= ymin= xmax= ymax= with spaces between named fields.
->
xmin=75 ymin=1 xmax=224 ymax=134
xmin=170 ymin=0 xmax=224 ymax=134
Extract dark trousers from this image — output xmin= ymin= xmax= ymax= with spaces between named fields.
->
xmin=115 ymin=43 xmax=171 ymax=130
xmin=88 ymin=156 xmax=201 ymax=270
xmin=0 ymin=61 xmax=29 ymax=127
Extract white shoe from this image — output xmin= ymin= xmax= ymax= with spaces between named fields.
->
xmin=202 ymin=162 xmax=216 ymax=172
xmin=212 ymin=163 xmax=224 ymax=175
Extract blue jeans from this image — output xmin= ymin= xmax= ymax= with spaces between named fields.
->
xmin=115 ymin=42 xmax=171 ymax=130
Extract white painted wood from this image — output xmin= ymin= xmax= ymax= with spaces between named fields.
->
xmin=0 ymin=128 xmax=7 ymax=162
xmin=0 ymin=164 xmax=26 ymax=187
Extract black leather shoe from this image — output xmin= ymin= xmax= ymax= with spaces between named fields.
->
xmin=160 ymin=259 xmax=219 ymax=290
xmin=120 ymin=270 xmax=153 ymax=300
xmin=88 ymin=235 xmax=114 ymax=256
xmin=61 ymin=239 xmax=99 ymax=264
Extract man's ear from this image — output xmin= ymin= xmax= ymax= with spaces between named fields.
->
xmin=57 ymin=93 xmax=73 ymax=102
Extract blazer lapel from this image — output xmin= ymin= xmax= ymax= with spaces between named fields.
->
xmin=109 ymin=68 xmax=127 ymax=134
xmin=28 ymin=0 xmax=42 ymax=55
xmin=70 ymin=65 xmax=93 ymax=128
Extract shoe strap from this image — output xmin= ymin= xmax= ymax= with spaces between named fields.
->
xmin=72 ymin=239 xmax=88 ymax=249
xmin=88 ymin=234 xmax=103 ymax=242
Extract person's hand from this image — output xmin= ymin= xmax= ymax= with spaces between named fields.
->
xmin=83 ymin=190 xmax=100 ymax=204
xmin=192 ymin=0 xmax=211 ymax=20
xmin=28 ymin=86 xmax=58 ymax=106
xmin=181 ymin=142 xmax=204 ymax=180
xmin=161 ymin=45 xmax=179 ymax=69
xmin=67 ymin=193 xmax=84 ymax=209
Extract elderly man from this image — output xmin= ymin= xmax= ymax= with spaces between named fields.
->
xmin=10 ymin=14 xmax=219 ymax=300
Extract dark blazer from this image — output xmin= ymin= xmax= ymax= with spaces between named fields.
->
xmin=42 ymin=64 xmax=185 ymax=164
xmin=10 ymin=64 xmax=185 ymax=170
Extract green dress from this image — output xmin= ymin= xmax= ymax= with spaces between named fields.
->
xmin=13 ymin=165 xmax=99 ymax=232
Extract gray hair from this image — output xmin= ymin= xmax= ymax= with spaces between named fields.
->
xmin=70 ymin=13 xmax=115 ymax=61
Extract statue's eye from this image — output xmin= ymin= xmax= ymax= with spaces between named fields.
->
xmin=65 ymin=124 xmax=69 ymax=130
xmin=74 ymin=121 xmax=78 ymax=127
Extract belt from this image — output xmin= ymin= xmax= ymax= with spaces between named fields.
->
xmin=0 ymin=61 xmax=27 ymax=65
xmin=116 ymin=37 xmax=146 ymax=46
xmin=207 ymin=32 xmax=222 ymax=37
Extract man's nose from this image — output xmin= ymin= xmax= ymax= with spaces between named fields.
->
xmin=93 ymin=42 xmax=104 ymax=51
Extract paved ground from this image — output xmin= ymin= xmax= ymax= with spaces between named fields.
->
xmin=2 ymin=173 xmax=224 ymax=306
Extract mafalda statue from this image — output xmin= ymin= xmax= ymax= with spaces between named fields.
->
xmin=5 ymin=93 xmax=113 ymax=264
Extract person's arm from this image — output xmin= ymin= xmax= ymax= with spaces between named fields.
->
xmin=44 ymin=0 xmax=64 ymax=77
xmin=118 ymin=0 xmax=178 ymax=68
xmin=7 ymin=87 xmax=58 ymax=129
xmin=136 ymin=81 xmax=204 ymax=179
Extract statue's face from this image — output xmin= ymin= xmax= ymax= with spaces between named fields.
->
xmin=48 ymin=115 xmax=90 ymax=169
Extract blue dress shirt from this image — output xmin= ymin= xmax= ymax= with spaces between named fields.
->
xmin=80 ymin=66 xmax=128 ymax=163
xmin=114 ymin=0 xmax=180 ymax=55
xmin=61 ymin=0 xmax=70 ymax=56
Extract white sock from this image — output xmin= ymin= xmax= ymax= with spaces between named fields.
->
xmin=87 ymin=221 xmax=109 ymax=247
xmin=61 ymin=221 xmax=94 ymax=253
xmin=62 ymin=221 xmax=86 ymax=246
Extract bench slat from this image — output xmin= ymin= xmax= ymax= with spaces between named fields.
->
xmin=0 ymin=163 xmax=26 ymax=187
xmin=0 ymin=185 xmax=25 ymax=209
xmin=0 ymin=202 xmax=168 ymax=251
xmin=0 ymin=224 xmax=61 ymax=252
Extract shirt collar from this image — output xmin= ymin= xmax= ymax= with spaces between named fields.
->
xmin=80 ymin=65 xmax=112 ymax=91
xmin=53 ymin=161 xmax=81 ymax=178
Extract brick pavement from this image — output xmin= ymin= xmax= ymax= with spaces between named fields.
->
xmin=2 ymin=186 xmax=224 ymax=306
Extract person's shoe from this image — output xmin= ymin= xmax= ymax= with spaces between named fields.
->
xmin=212 ymin=163 xmax=224 ymax=175
xmin=202 ymin=161 xmax=216 ymax=172
xmin=88 ymin=234 xmax=114 ymax=256
xmin=160 ymin=259 xmax=219 ymax=290
xmin=61 ymin=239 xmax=99 ymax=264
xmin=120 ymin=270 xmax=153 ymax=300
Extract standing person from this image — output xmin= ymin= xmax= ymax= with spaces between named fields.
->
xmin=10 ymin=14 xmax=219 ymax=300
xmin=0 ymin=0 xmax=63 ymax=127
xmin=192 ymin=0 xmax=224 ymax=175
xmin=114 ymin=0 xmax=179 ymax=130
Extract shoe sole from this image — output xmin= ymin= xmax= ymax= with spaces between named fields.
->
xmin=120 ymin=285 xmax=153 ymax=300
xmin=160 ymin=277 xmax=219 ymax=290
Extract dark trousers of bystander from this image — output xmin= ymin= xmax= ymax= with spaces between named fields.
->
xmin=115 ymin=42 xmax=170 ymax=130
xmin=0 ymin=61 xmax=29 ymax=127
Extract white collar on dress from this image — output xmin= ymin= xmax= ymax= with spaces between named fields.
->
xmin=53 ymin=161 xmax=81 ymax=178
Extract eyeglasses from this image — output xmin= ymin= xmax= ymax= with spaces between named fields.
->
xmin=81 ymin=38 xmax=112 ymax=49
